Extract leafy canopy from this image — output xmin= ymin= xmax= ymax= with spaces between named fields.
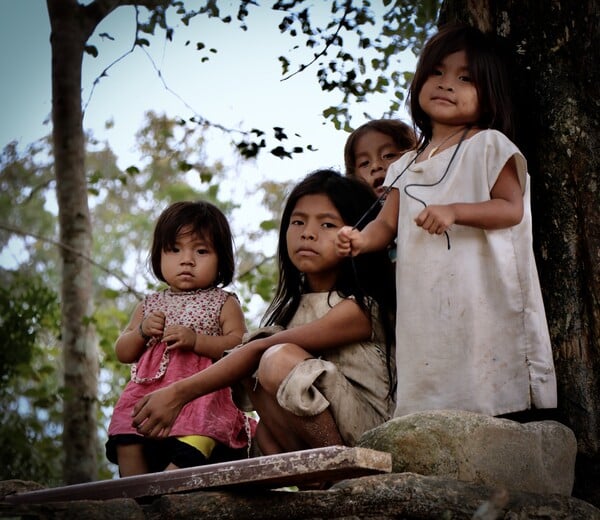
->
xmin=87 ymin=0 xmax=439 ymax=158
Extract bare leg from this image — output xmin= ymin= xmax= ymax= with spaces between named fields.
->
xmin=249 ymin=343 xmax=344 ymax=453
xmin=116 ymin=443 xmax=149 ymax=477
xmin=254 ymin=421 xmax=286 ymax=455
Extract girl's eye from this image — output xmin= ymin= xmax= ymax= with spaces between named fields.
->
xmin=459 ymin=75 xmax=472 ymax=82
xmin=290 ymin=219 xmax=304 ymax=226
xmin=196 ymin=248 xmax=209 ymax=255
xmin=431 ymin=68 xmax=442 ymax=76
xmin=357 ymin=160 xmax=369 ymax=168
xmin=383 ymin=152 xmax=398 ymax=160
xmin=321 ymin=222 xmax=337 ymax=229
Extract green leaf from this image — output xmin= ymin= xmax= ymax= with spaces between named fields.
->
xmin=200 ymin=171 xmax=213 ymax=183
xmin=270 ymin=146 xmax=292 ymax=159
xmin=178 ymin=161 xmax=193 ymax=172
xmin=259 ymin=219 xmax=278 ymax=231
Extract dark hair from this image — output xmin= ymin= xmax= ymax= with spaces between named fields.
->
xmin=150 ymin=201 xmax=235 ymax=287
xmin=262 ymin=169 xmax=396 ymax=390
xmin=344 ymin=119 xmax=416 ymax=176
xmin=409 ymin=23 xmax=515 ymax=145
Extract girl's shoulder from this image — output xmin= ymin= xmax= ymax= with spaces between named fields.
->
xmin=471 ymin=129 xmax=525 ymax=160
xmin=288 ymin=291 xmax=363 ymax=325
xmin=388 ymin=148 xmax=419 ymax=172
xmin=468 ymin=129 xmax=528 ymax=185
xmin=200 ymin=286 xmax=241 ymax=305
xmin=469 ymin=129 xmax=519 ymax=150
xmin=221 ymin=288 xmax=241 ymax=304
xmin=300 ymin=291 xmax=348 ymax=308
xmin=143 ymin=289 xmax=165 ymax=304
xmin=302 ymin=291 xmax=378 ymax=321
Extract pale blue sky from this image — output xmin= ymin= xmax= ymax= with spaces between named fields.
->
xmin=0 ymin=1 xmax=414 ymax=294
xmin=0 ymin=2 xmax=414 ymax=178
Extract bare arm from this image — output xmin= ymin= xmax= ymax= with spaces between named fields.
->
xmin=131 ymin=297 xmax=371 ymax=437
xmin=415 ymin=158 xmax=524 ymax=234
xmin=198 ymin=295 xmax=246 ymax=358
xmin=336 ymin=188 xmax=399 ymax=256
xmin=162 ymin=295 xmax=246 ymax=360
xmin=114 ymin=302 xmax=164 ymax=363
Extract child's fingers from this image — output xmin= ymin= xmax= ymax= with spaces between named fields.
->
xmin=338 ymin=225 xmax=352 ymax=238
xmin=337 ymin=226 xmax=357 ymax=244
xmin=335 ymin=229 xmax=353 ymax=256
xmin=414 ymin=208 xmax=429 ymax=227
xmin=415 ymin=211 xmax=436 ymax=234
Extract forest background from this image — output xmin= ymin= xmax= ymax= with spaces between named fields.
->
xmin=1 ymin=0 xmax=598 ymax=508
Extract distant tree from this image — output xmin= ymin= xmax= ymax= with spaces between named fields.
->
xmin=0 ymin=271 xmax=62 ymax=484
xmin=0 ymin=109 xmax=279 ymax=479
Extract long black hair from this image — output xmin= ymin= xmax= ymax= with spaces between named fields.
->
xmin=262 ymin=169 xmax=396 ymax=389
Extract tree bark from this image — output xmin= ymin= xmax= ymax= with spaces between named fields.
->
xmin=46 ymin=0 xmax=100 ymax=484
xmin=440 ymin=0 xmax=600 ymax=505
xmin=45 ymin=0 xmax=174 ymax=485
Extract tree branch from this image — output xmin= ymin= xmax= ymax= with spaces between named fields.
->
xmin=0 ymin=223 xmax=143 ymax=300
xmin=280 ymin=0 xmax=353 ymax=81
xmin=237 ymin=254 xmax=276 ymax=280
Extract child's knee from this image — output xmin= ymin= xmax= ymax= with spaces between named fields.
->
xmin=257 ymin=343 xmax=305 ymax=393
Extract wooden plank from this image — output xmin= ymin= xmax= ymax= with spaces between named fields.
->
xmin=5 ymin=446 xmax=391 ymax=504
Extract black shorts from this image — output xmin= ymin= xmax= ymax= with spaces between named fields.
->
xmin=106 ymin=434 xmax=208 ymax=473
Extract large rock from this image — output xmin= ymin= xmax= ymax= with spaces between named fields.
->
xmin=357 ymin=409 xmax=577 ymax=495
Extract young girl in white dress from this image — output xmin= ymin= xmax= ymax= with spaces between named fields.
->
xmin=336 ymin=23 xmax=557 ymax=418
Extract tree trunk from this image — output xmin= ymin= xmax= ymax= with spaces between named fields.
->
xmin=440 ymin=0 xmax=600 ymax=505
xmin=46 ymin=0 xmax=100 ymax=484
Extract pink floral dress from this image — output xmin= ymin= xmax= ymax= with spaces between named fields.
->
xmin=108 ymin=287 xmax=255 ymax=450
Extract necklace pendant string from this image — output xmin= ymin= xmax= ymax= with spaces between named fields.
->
xmin=352 ymin=153 xmax=421 ymax=230
xmin=403 ymin=126 xmax=471 ymax=250
xmin=426 ymin=125 xmax=468 ymax=160
xmin=352 ymin=126 xmax=470 ymax=246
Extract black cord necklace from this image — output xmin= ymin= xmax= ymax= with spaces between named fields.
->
xmin=352 ymin=126 xmax=471 ymax=251
xmin=404 ymin=126 xmax=471 ymax=249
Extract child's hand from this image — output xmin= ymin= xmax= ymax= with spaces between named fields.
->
xmin=336 ymin=226 xmax=362 ymax=257
xmin=131 ymin=385 xmax=182 ymax=438
xmin=140 ymin=311 xmax=166 ymax=339
xmin=415 ymin=205 xmax=456 ymax=234
xmin=163 ymin=324 xmax=197 ymax=351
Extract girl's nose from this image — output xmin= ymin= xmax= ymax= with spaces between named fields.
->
xmin=438 ymin=82 xmax=454 ymax=92
xmin=180 ymin=251 xmax=195 ymax=264
xmin=301 ymin=227 xmax=316 ymax=240
xmin=371 ymin=158 xmax=383 ymax=173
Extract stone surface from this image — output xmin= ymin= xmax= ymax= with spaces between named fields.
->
xmin=1 ymin=411 xmax=590 ymax=518
xmin=4 ymin=446 xmax=391 ymax=504
xmin=2 ymin=473 xmax=599 ymax=519
xmin=357 ymin=409 xmax=577 ymax=495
